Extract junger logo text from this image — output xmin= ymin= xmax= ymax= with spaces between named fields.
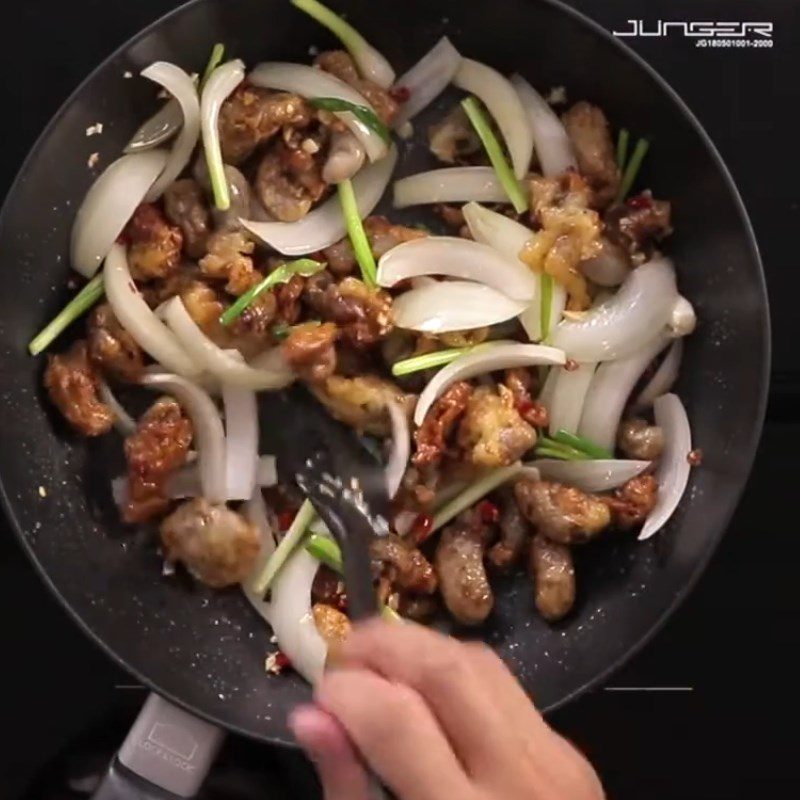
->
xmin=613 ymin=20 xmax=773 ymax=39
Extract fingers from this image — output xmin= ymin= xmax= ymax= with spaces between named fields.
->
xmin=334 ymin=619 xmax=522 ymax=772
xmin=460 ymin=641 xmax=549 ymax=734
xmin=288 ymin=704 xmax=372 ymax=800
xmin=315 ymin=667 xmax=474 ymax=800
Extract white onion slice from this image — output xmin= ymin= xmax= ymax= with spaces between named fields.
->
xmin=392 ymin=37 xmax=462 ymax=128
xmin=393 ymin=167 xmax=508 ymax=208
xmin=510 ymin=74 xmax=577 ymax=177
xmin=104 ymin=244 xmax=199 ymax=377
xmin=639 ymin=394 xmax=692 ymax=541
xmin=166 ymin=454 xmax=277 ymax=499
xmin=385 ymin=398 xmax=410 ymax=499
xmin=378 ymin=236 xmax=537 ymax=302
xmin=393 ymin=280 xmax=527 ymax=334
xmin=98 ymin=379 xmax=136 ymax=436
xmin=222 ymin=382 xmax=258 ymax=501
xmin=240 ymin=486 xmax=277 ymax=624
xmin=125 ymin=98 xmax=182 ymax=153
xmin=163 ymin=297 xmax=294 ymax=390
xmin=462 ymin=202 xmax=532 ymax=260
xmin=538 ymin=365 xmax=559 ymax=410
xmin=141 ymin=62 xmax=201 ymax=202
xmin=264 ymin=548 xmax=327 ymax=684
xmin=632 ymin=339 xmax=683 ymax=412
xmin=578 ymin=334 xmax=669 ymax=452
xmin=256 ymin=455 xmax=278 ymax=488
xmin=415 ymin=342 xmax=565 ymax=426
xmin=527 ymin=459 xmax=651 ymax=493
xmin=248 ymin=62 xmax=387 ymax=162
xmin=547 ymin=362 xmax=597 ymax=435
xmin=670 ymin=296 xmax=697 ymax=337
xmin=453 ymin=58 xmax=534 ymax=179
xmin=141 ymin=373 xmax=227 ymax=504
xmin=550 ymin=258 xmax=678 ymax=362
xmin=244 ymin=488 xmax=276 ymax=561
xmin=71 ymin=150 xmax=168 ymax=278
xmin=461 ymin=203 xmax=544 ymax=321
xmin=242 ymin=146 xmax=397 ymax=255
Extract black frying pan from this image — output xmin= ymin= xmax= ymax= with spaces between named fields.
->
xmin=0 ymin=0 xmax=769 ymax=791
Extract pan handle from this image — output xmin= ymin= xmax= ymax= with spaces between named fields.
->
xmin=91 ymin=693 xmax=225 ymax=799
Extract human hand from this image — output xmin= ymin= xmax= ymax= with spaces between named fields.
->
xmin=288 ymin=620 xmax=604 ymax=800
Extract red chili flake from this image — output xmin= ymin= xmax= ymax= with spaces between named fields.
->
xmin=389 ymin=85 xmax=411 ymax=103
xmin=277 ymin=510 xmax=295 ymax=531
xmin=411 ymin=512 xmax=433 ymax=539
xmin=687 ymin=448 xmax=704 ymax=466
xmin=516 ymin=398 xmax=534 ymax=415
xmin=478 ymin=500 xmax=500 ymax=524
xmin=627 ymin=193 xmax=653 ymax=210
xmin=565 ymin=358 xmax=579 ymax=372
xmin=274 ymin=651 xmax=291 ymax=669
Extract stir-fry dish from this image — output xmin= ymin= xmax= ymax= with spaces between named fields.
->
xmin=32 ymin=0 xmax=697 ymax=683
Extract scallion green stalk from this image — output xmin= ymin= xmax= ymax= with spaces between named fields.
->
xmin=199 ymin=43 xmax=225 ymax=92
xmin=338 ymin=179 xmax=377 ymax=286
xmin=28 ymin=273 xmax=105 ymax=356
xmin=252 ymin=499 xmax=316 ymax=596
xmin=381 ymin=605 xmax=402 ymax=623
xmin=616 ymin=128 xmax=629 ymax=170
xmin=432 ymin=463 xmax=526 ymax=533
xmin=461 ymin=96 xmax=529 ymax=214
xmin=220 ymin=259 xmax=325 ymax=326
xmin=292 ymin=0 xmax=369 ymax=63
xmin=309 ymin=97 xmax=390 ymax=143
xmin=535 ymin=436 xmax=591 ymax=461
xmin=540 ymin=273 xmax=554 ymax=341
xmin=552 ymin=429 xmax=613 ymax=460
xmin=391 ymin=347 xmax=472 ymax=377
xmin=616 ymin=138 xmax=650 ymax=203
xmin=305 ymin=533 xmax=343 ymax=572
xmin=533 ymin=446 xmax=586 ymax=462
xmin=305 ymin=533 xmax=403 ymax=622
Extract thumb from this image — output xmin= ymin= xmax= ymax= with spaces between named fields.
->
xmin=288 ymin=704 xmax=373 ymax=800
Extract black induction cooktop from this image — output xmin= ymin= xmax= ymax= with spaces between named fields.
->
xmin=2 ymin=1 xmax=797 ymax=798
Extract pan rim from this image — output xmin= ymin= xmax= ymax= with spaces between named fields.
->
xmin=0 ymin=0 xmax=770 ymax=744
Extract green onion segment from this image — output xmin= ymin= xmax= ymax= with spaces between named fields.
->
xmin=392 ymin=347 xmax=472 ymax=377
xmin=552 ymin=429 xmax=613 ymax=460
xmin=338 ymin=179 xmax=377 ymax=286
xmin=310 ymin=97 xmax=390 ymax=144
xmin=29 ymin=273 xmax=105 ymax=356
xmin=616 ymin=128 xmax=629 ymax=170
xmin=252 ymin=499 xmax=317 ymax=596
xmin=617 ymin=138 xmax=650 ymax=202
xmin=199 ymin=43 xmax=226 ymax=91
xmin=220 ymin=259 xmax=325 ymax=326
xmin=461 ymin=96 xmax=529 ymax=214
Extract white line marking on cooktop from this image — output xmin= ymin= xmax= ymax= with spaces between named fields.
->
xmin=604 ymin=686 xmax=694 ymax=692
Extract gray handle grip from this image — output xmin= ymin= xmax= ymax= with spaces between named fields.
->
xmin=91 ymin=694 xmax=225 ymax=799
